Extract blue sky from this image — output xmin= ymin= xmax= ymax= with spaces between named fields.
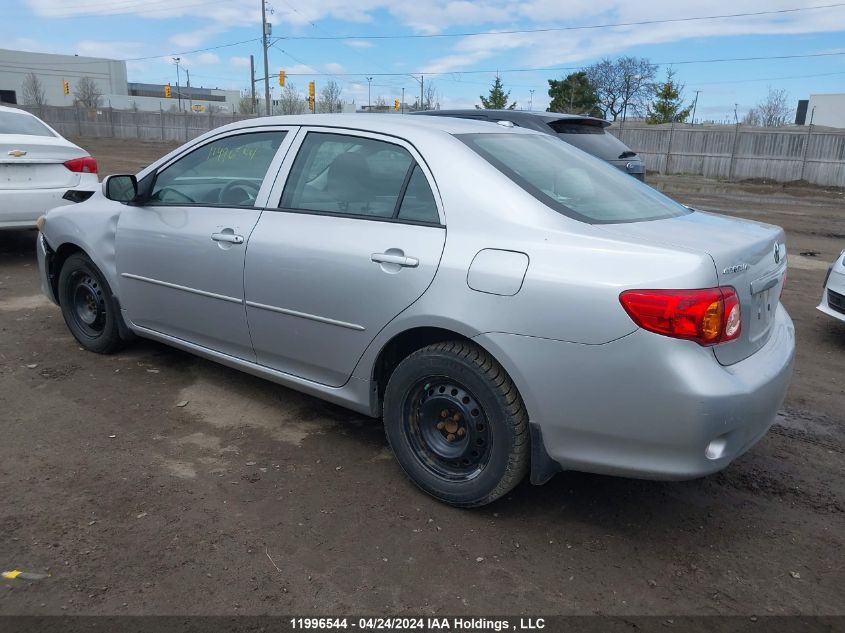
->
xmin=6 ymin=0 xmax=845 ymax=119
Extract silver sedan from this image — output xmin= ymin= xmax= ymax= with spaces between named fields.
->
xmin=36 ymin=114 xmax=795 ymax=507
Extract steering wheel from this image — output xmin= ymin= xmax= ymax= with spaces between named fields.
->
xmin=155 ymin=187 xmax=195 ymax=204
xmin=218 ymin=179 xmax=261 ymax=206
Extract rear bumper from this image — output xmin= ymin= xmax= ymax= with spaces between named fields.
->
xmin=0 ymin=175 xmax=98 ymax=228
xmin=475 ymin=304 xmax=795 ymax=480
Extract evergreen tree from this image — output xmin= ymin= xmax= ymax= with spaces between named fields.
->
xmin=646 ymin=69 xmax=692 ymax=124
xmin=547 ymin=72 xmax=601 ymax=116
xmin=479 ymin=75 xmax=516 ymax=109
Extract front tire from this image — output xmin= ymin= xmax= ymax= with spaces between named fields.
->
xmin=383 ymin=341 xmax=529 ymax=507
xmin=58 ymin=253 xmax=122 ymax=354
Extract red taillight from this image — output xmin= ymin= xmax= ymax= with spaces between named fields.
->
xmin=63 ymin=156 xmax=98 ymax=174
xmin=619 ymin=287 xmax=741 ymax=346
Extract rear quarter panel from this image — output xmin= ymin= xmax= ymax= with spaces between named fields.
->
xmin=352 ymin=135 xmax=717 ymax=380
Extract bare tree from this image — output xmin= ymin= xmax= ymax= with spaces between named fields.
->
xmin=585 ymin=57 xmax=657 ymax=120
xmin=276 ymin=83 xmax=306 ymax=115
xmin=317 ymin=80 xmax=343 ymax=113
xmin=754 ymin=87 xmax=792 ymax=127
xmin=21 ymin=73 xmax=47 ymax=107
xmin=238 ymin=90 xmax=255 ymax=115
xmin=741 ymin=107 xmax=761 ymax=126
xmin=373 ymin=95 xmax=388 ymax=112
xmin=423 ymin=81 xmax=439 ymax=110
xmin=73 ymin=76 xmax=102 ymax=109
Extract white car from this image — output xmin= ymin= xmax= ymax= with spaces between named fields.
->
xmin=0 ymin=105 xmax=98 ymax=229
xmin=819 ymin=249 xmax=845 ymax=323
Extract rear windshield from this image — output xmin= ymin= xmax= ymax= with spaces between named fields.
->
xmin=547 ymin=120 xmax=635 ymax=160
xmin=0 ymin=111 xmax=55 ymax=137
xmin=459 ymin=133 xmax=688 ymax=224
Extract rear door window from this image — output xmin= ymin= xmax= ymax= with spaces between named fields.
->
xmin=279 ymin=132 xmax=440 ymax=224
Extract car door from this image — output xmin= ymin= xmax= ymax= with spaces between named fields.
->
xmin=116 ymin=127 xmax=295 ymax=360
xmin=243 ymin=128 xmax=446 ymax=387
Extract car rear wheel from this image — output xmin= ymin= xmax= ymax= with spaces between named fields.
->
xmin=58 ymin=253 xmax=122 ymax=354
xmin=383 ymin=341 xmax=529 ymax=507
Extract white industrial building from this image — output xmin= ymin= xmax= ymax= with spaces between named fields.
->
xmin=0 ymin=48 xmax=239 ymax=112
xmin=796 ymin=93 xmax=845 ymax=128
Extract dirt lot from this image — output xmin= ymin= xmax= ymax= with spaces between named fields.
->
xmin=0 ymin=137 xmax=842 ymax=616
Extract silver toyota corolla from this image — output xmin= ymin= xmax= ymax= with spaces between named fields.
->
xmin=36 ymin=114 xmax=795 ymax=507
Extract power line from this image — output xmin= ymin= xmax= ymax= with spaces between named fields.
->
xmin=277 ymin=3 xmax=845 ymax=41
xmin=275 ymin=50 xmax=845 ymax=77
xmin=691 ymin=69 xmax=845 ymax=86
xmin=6 ymin=38 xmax=262 ymax=66
xmin=17 ymin=0 xmax=235 ymax=18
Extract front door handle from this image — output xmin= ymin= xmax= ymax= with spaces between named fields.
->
xmin=211 ymin=232 xmax=244 ymax=244
xmin=371 ymin=252 xmax=419 ymax=268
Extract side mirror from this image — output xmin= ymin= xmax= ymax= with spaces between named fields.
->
xmin=102 ymin=174 xmax=138 ymax=203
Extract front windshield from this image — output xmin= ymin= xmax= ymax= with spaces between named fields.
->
xmin=459 ymin=132 xmax=688 ymax=224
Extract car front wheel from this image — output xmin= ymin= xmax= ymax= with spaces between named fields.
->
xmin=58 ymin=253 xmax=122 ymax=354
xmin=383 ymin=341 xmax=529 ymax=507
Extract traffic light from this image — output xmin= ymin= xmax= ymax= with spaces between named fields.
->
xmin=308 ymin=81 xmax=315 ymax=112
xmin=394 ymin=98 xmax=400 ymax=111
xmin=62 ymin=80 xmax=69 ymax=96
xmin=278 ymin=70 xmax=285 ymax=87
xmin=164 ymin=84 xmax=172 ymax=98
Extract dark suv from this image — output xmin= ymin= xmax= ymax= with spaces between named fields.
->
xmin=412 ymin=110 xmax=646 ymax=181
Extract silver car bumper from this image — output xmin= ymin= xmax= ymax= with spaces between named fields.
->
xmin=476 ymin=304 xmax=795 ymax=480
xmin=37 ymin=232 xmax=59 ymax=305
xmin=817 ymin=257 xmax=845 ymax=323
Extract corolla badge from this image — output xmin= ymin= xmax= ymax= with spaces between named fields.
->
xmin=7 ymin=149 xmax=27 ymax=157
xmin=723 ymin=263 xmax=750 ymax=274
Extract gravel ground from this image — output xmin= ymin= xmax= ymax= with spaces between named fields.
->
xmin=0 ymin=137 xmax=842 ymax=616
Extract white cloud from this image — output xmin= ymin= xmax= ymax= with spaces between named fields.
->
xmin=230 ymin=56 xmax=252 ymax=68
xmin=74 ymin=39 xmax=146 ymax=60
xmin=195 ymin=52 xmax=220 ymax=65
xmin=344 ymin=40 xmax=376 ymax=49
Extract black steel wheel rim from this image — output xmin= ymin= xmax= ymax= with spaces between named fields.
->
xmin=402 ymin=377 xmax=492 ymax=481
xmin=69 ymin=271 xmax=106 ymax=337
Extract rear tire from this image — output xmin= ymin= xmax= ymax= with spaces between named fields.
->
xmin=58 ymin=253 xmax=122 ymax=354
xmin=383 ymin=341 xmax=529 ymax=507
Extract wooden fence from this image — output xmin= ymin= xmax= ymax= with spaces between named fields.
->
xmin=612 ymin=123 xmax=845 ymax=187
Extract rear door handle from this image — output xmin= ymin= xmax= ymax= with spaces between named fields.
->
xmin=371 ymin=252 xmax=419 ymax=268
xmin=211 ymin=232 xmax=244 ymax=244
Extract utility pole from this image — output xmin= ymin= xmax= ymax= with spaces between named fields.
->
xmin=691 ymin=90 xmax=701 ymax=125
xmin=366 ymin=77 xmax=372 ymax=111
xmin=250 ymin=55 xmax=256 ymax=114
xmin=261 ymin=0 xmax=271 ymax=116
xmin=420 ymin=74 xmax=424 ymax=111
xmin=401 ymin=87 xmax=405 ymax=114
xmin=529 ymin=89 xmax=534 ymax=111
xmin=186 ymin=68 xmax=192 ymax=113
xmin=173 ymin=57 xmax=182 ymax=112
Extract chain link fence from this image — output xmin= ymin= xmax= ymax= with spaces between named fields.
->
xmin=16 ymin=104 xmax=256 ymax=143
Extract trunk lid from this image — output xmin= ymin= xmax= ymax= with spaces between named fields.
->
xmin=0 ymin=135 xmax=86 ymax=190
xmin=600 ymin=210 xmax=787 ymax=365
